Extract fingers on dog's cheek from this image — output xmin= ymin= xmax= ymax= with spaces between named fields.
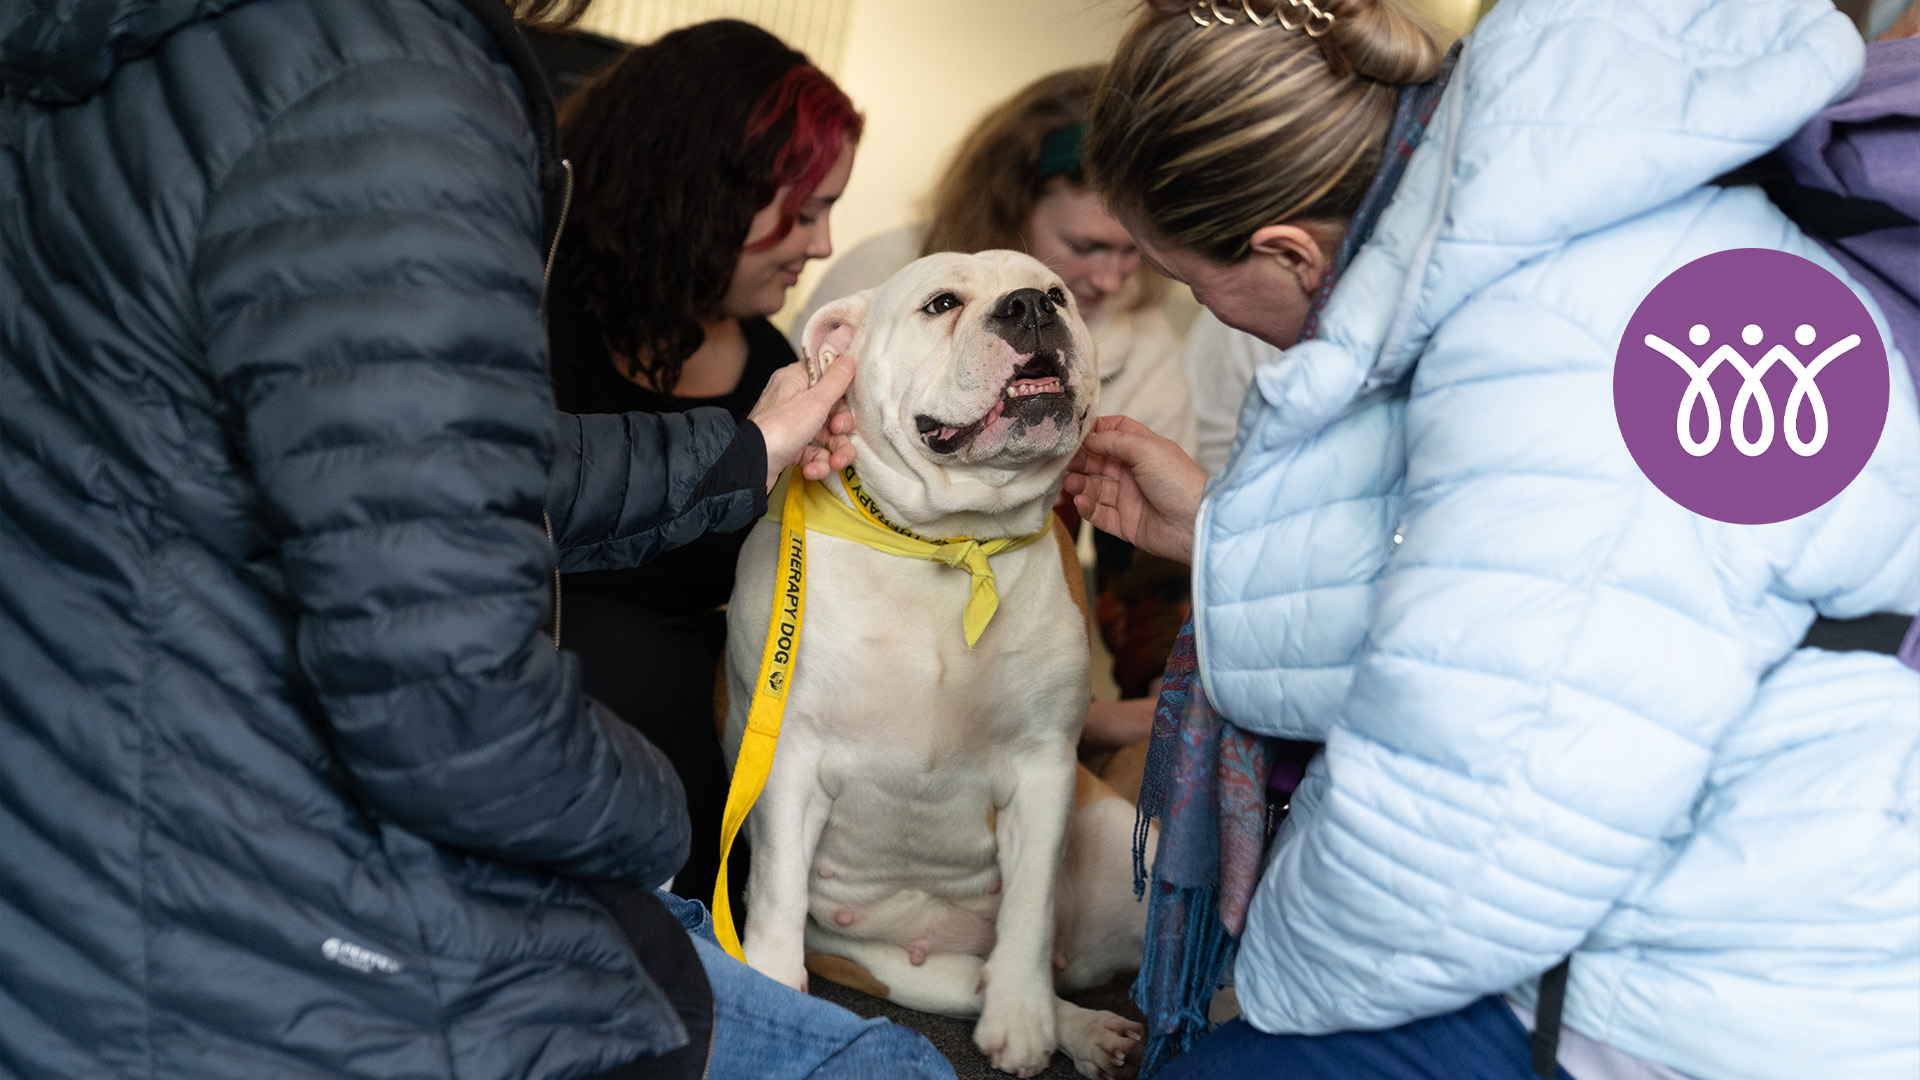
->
xmin=822 ymin=363 xmax=855 ymax=396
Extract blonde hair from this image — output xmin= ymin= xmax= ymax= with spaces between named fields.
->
xmin=1085 ymin=0 xmax=1443 ymax=263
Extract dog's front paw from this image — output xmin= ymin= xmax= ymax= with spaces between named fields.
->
xmin=743 ymin=935 xmax=808 ymax=992
xmin=974 ymin=977 xmax=1057 ymax=1077
xmin=1059 ymin=1007 xmax=1143 ymax=1080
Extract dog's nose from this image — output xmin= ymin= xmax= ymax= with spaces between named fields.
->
xmin=989 ymin=288 xmax=1057 ymax=330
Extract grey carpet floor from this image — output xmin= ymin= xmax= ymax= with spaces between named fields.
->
xmin=810 ymin=974 xmax=1143 ymax=1080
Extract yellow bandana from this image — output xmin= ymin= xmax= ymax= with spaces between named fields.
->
xmin=793 ymin=466 xmax=1053 ymax=648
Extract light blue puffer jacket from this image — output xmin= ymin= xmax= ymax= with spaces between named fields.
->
xmin=1195 ymin=2 xmax=1920 ymax=1078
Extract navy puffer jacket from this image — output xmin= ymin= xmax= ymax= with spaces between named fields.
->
xmin=0 ymin=0 xmax=766 ymax=1076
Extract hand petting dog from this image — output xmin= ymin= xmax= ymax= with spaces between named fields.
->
xmin=748 ymin=353 xmax=858 ymax=492
xmin=1063 ymin=415 xmax=1207 ymax=564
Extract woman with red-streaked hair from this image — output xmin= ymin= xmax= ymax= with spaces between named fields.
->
xmin=546 ymin=20 xmax=863 ymax=915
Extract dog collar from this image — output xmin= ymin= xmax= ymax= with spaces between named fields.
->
xmin=768 ymin=465 xmax=1054 ymax=649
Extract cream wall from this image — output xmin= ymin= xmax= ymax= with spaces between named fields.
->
xmin=766 ymin=0 xmax=1145 ymax=330
xmin=577 ymin=0 xmax=1483 ymax=331
xmin=814 ymin=0 xmax=1137 ymax=306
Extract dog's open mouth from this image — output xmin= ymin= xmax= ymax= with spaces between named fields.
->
xmin=914 ymin=354 xmax=1070 ymax=455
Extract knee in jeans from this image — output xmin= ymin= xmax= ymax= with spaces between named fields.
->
xmin=812 ymin=1023 xmax=953 ymax=1080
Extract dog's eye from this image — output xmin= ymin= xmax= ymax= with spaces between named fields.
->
xmin=921 ymin=293 xmax=961 ymax=316
xmin=1047 ymin=286 xmax=1067 ymax=306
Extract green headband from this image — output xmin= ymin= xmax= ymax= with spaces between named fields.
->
xmin=1036 ymin=123 xmax=1084 ymax=180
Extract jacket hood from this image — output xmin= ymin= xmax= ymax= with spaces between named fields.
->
xmin=1247 ymin=0 xmax=1864 ymax=449
xmin=0 ymin=0 xmax=253 ymax=104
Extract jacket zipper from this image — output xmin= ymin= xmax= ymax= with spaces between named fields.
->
xmin=542 ymin=159 xmax=575 ymax=298
xmin=541 ymin=159 xmax=575 ymax=649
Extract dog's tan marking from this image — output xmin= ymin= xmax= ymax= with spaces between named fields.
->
xmin=806 ymin=951 xmax=892 ymax=998
xmin=1075 ymin=761 xmax=1121 ymax=810
xmin=1095 ymin=738 xmax=1150 ymax=807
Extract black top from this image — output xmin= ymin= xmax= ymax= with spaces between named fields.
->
xmin=550 ymin=282 xmax=792 ymax=613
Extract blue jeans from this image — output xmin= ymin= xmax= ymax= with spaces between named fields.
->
xmin=1156 ymin=996 xmax=1575 ymax=1080
xmin=654 ymin=891 xmax=956 ymax=1080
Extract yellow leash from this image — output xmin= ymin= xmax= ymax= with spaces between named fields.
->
xmin=711 ymin=466 xmax=1054 ymax=959
xmin=712 ymin=471 xmax=806 ymax=961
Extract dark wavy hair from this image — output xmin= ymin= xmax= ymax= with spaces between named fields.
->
xmin=556 ymin=20 xmax=862 ymax=393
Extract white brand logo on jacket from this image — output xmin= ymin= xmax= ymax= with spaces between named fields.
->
xmin=1643 ymin=322 xmax=1859 ymax=458
xmin=321 ymin=937 xmax=404 ymax=975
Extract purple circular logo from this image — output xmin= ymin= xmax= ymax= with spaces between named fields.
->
xmin=1614 ymin=248 xmax=1888 ymax=525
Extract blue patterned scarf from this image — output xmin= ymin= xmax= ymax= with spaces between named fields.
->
xmin=1131 ymin=49 xmax=1459 ymax=1077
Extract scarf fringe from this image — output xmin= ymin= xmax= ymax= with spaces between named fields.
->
xmin=1133 ymin=880 xmax=1237 ymax=1079
xmin=1132 ymin=802 xmax=1154 ymax=899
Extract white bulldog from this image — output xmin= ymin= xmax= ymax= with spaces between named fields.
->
xmin=724 ymin=251 xmax=1151 ymax=1078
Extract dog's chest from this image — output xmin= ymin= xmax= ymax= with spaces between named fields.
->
xmin=781 ymin=528 xmax=1088 ymax=889
xmin=787 ymin=530 xmax=1086 ymax=757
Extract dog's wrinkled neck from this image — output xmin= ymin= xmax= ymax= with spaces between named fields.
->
xmin=835 ymin=438 xmax=1068 ymax=542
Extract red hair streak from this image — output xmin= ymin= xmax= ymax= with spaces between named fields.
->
xmin=744 ymin=64 xmax=864 ymax=251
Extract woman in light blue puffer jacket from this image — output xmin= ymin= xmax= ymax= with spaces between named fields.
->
xmin=1068 ymin=1 xmax=1919 ymax=1078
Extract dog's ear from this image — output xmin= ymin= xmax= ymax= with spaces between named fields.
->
xmin=800 ymin=291 xmax=871 ymax=385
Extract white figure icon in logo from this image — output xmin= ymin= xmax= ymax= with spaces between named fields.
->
xmin=1643 ymin=322 xmax=1859 ymax=457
